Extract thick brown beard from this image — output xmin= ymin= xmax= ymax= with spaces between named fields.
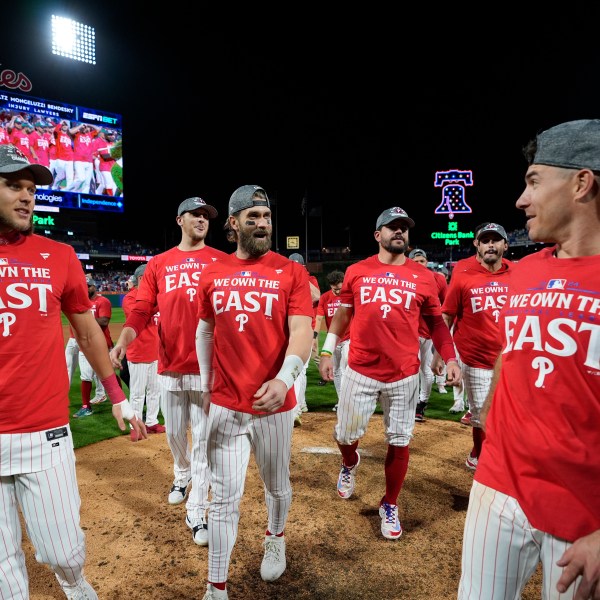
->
xmin=239 ymin=229 xmax=272 ymax=257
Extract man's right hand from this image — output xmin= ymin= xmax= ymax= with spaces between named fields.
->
xmin=109 ymin=344 xmax=126 ymax=369
xmin=319 ymin=355 xmax=334 ymax=381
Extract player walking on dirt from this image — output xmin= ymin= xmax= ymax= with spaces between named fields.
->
xmin=195 ymin=185 xmax=314 ymax=600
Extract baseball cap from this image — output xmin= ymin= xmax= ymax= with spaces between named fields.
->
xmin=177 ymin=197 xmax=218 ymax=219
xmin=289 ymin=253 xmax=305 ymax=265
xmin=376 ymin=207 xmax=415 ymax=230
xmin=476 ymin=223 xmax=508 ymax=241
xmin=134 ymin=264 xmax=147 ymax=278
xmin=409 ymin=248 xmax=427 ymax=260
xmin=228 ymin=185 xmax=270 ymax=215
xmin=531 ymin=119 xmax=600 ymax=171
xmin=87 ymin=278 xmax=97 ymax=287
xmin=0 ymin=144 xmax=53 ymax=185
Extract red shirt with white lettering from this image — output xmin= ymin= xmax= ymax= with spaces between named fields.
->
xmin=122 ymin=287 xmax=159 ymax=363
xmin=129 ymin=246 xmax=228 ymax=374
xmin=0 ymin=234 xmax=91 ymax=433
xmin=475 ymin=247 xmax=600 ymax=541
xmin=442 ymin=257 xmax=512 ymax=369
xmin=89 ymin=293 xmax=113 ymax=349
xmin=341 ymin=255 xmax=442 ymax=382
xmin=197 ymin=250 xmax=314 ymax=414
xmin=316 ymin=289 xmax=350 ymax=343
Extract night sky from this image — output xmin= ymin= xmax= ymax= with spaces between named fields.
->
xmin=4 ymin=4 xmax=600 ymax=258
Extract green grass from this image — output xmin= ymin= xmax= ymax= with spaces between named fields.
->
xmin=68 ymin=330 xmax=465 ymax=448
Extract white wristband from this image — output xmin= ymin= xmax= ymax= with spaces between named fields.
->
xmin=274 ymin=355 xmax=305 ymax=390
xmin=114 ymin=399 xmax=135 ymax=421
xmin=322 ymin=333 xmax=340 ymax=355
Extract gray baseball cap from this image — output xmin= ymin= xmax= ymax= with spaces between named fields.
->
xmin=134 ymin=264 xmax=147 ymax=278
xmin=476 ymin=223 xmax=508 ymax=241
xmin=177 ymin=197 xmax=218 ymax=218
xmin=376 ymin=207 xmax=415 ymax=230
xmin=228 ymin=185 xmax=270 ymax=215
xmin=289 ymin=253 xmax=305 ymax=264
xmin=532 ymin=119 xmax=600 ymax=171
xmin=0 ymin=144 xmax=53 ymax=185
xmin=87 ymin=278 xmax=98 ymax=287
xmin=409 ymin=248 xmax=427 ymax=259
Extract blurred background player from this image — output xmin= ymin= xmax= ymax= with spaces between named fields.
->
xmin=434 ymin=223 xmax=512 ymax=470
xmin=408 ymin=248 xmax=448 ymax=422
xmin=110 ymin=196 xmax=227 ymax=547
xmin=73 ymin=278 xmax=118 ymax=417
xmin=288 ymin=252 xmax=320 ymax=425
xmin=313 ymin=269 xmax=349 ymax=412
xmin=196 ymin=184 xmax=314 ymax=600
xmin=122 ymin=264 xmax=164 ymax=440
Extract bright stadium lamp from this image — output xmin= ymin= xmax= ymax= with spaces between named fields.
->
xmin=51 ymin=15 xmax=96 ymax=65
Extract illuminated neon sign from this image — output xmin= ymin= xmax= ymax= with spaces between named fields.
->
xmin=430 ymin=221 xmax=475 ymax=246
xmin=434 ymin=170 xmax=473 ymax=218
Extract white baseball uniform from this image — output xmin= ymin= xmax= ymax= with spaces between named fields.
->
xmin=0 ymin=233 xmax=98 ymax=598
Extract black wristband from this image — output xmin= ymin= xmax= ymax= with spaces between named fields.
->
xmin=313 ymin=331 xmax=318 ymax=339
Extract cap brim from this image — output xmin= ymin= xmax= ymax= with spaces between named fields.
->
xmin=0 ymin=164 xmax=53 ymax=186
xmin=380 ymin=217 xmax=415 ymax=229
xmin=179 ymin=205 xmax=218 ymax=219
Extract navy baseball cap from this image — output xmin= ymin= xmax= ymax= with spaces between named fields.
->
xmin=228 ymin=185 xmax=270 ymax=215
xmin=376 ymin=207 xmax=415 ymax=230
xmin=531 ymin=119 xmax=600 ymax=171
xmin=476 ymin=223 xmax=508 ymax=241
xmin=177 ymin=197 xmax=218 ymax=218
xmin=0 ymin=145 xmax=53 ymax=185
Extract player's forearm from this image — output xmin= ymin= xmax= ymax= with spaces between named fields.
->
xmin=286 ymin=316 xmax=313 ymax=363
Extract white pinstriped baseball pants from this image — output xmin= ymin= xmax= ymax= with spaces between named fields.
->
xmin=418 ymin=337 xmax=435 ymax=403
xmin=160 ymin=388 xmax=210 ymax=521
xmin=334 ymin=366 xmax=419 ymax=447
xmin=0 ymin=437 xmax=96 ymax=599
xmin=206 ymin=404 xmax=294 ymax=584
xmin=458 ymin=360 xmax=493 ymax=429
xmin=128 ymin=360 xmax=161 ymax=427
xmin=332 ymin=339 xmax=350 ymax=398
xmin=459 ymin=480 xmax=579 ymax=599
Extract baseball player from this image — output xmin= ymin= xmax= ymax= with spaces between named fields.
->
xmin=458 ymin=120 xmax=600 ymax=599
xmin=195 ymin=185 xmax=314 ymax=600
xmin=312 ymin=269 xmax=349 ymax=411
xmin=74 ymin=278 xmax=116 ymax=417
xmin=433 ymin=223 xmax=512 ymax=469
xmin=110 ymin=196 xmax=227 ymax=547
xmin=408 ymin=248 xmax=448 ymax=422
xmin=121 ymin=264 xmax=164 ymax=440
xmin=0 ymin=144 xmax=145 ymax=600
xmin=64 ymin=326 xmax=105 ymax=403
xmin=288 ymin=252 xmax=321 ymax=425
xmin=319 ymin=207 xmax=461 ymax=540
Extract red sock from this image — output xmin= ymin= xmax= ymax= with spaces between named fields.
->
xmin=266 ymin=530 xmax=284 ymax=537
xmin=81 ymin=380 xmax=92 ymax=408
xmin=208 ymin=582 xmax=226 ymax=591
xmin=472 ymin=427 xmax=486 ymax=457
xmin=383 ymin=445 xmax=409 ymax=505
xmin=338 ymin=441 xmax=359 ymax=467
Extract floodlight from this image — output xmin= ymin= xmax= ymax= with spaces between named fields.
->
xmin=51 ymin=15 xmax=96 ymax=65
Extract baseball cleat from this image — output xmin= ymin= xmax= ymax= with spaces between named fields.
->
xmin=461 ymin=411 xmax=473 ymax=426
xmin=379 ymin=502 xmax=403 ymax=540
xmin=337 ymin=452 xmax=360 ymax=499
xmin=73 ymin=407 xmax=93 ymax=418
xmin=202 ymin=584 xmax=228 ymax=600
xmin=260 ymin=534 xmax=286 ymax=581
xmin=465 ymin=453 xmax=478 ymax=471
xmin=168 ymin=479 xmax=191 ymax=505
xmin=186 ymin=514 xmax=208 ymax=546
xmin=90 ymin=394 xmax=107 ymax=405
xmin=146 ymin=423 xmax=166 ymax=433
